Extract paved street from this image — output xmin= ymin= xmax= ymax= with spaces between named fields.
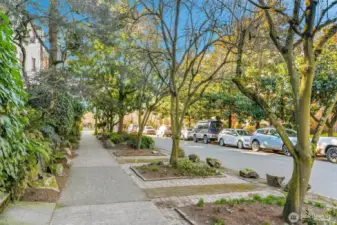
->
xmin=154 ymin=137 xmax=337 ymax=200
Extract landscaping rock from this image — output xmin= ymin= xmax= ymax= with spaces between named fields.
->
xmin=239 ymin=168 xmax=259 ymax=179
xmin=29 ymin=163 xmax=41 ymax=182
xmin=103 ymin=139 xmax=115 ymax=149
xmin=62 ymin=147 xmax=72 ymax=157
xmin=66 ymin=157 xmax=73 ymax=167
xmin=206 ymin=157 xmax=221 ymax=168
xmin=49 ymin=163 xmax=64 ymax=176
xmin=152 ymin=150 xmax=159 ymax=154
xmin=284 ymin=182 xmax=311 ymax=192
xmin=266 ymin=174 xmax=285 ymax=187
xmin=30 ymin=174 xmax=59 ymax=192
xmin=188 ymin=154 xmax=200 ymax=163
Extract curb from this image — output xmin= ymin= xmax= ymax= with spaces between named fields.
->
xmin=0 ymin=192 xmax=10 ymax=214
xmin=130 ymin=166 xmax=225 ymax=182
xmin=174 ymin=208 xmax=197 ymax=225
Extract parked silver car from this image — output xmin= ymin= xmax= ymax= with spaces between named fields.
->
xmin=218 ymin=129 xmax=251 ymax=149
xmin=192 ymin=120 xmax=223 ymax=144
xmin=181 ymin=128 xmax=193 ymax=140
xmin=250 ymin=128 xmax=297 ymax=155
xmin=250 ymin=128 xmax=337 ymax=163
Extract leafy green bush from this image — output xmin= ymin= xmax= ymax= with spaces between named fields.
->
xmin=197 ymin=198 xmax=205 ymax=207
xmin=128 ymin=134 xmax=155 ymax=149
xmin=176 ymin=158 xmax=218 ymax=176
xmin=0 ymin=13 xmax=28 ymax=197
xmin=213 ymin=218 xmax=225 ymax=225
xmin=109 ymin=132 xmax=129 ymax=144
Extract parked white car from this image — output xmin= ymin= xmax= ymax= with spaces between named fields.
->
xmin=218 ymin=129 xmax=252 ymax=149
xmin=251 ymin=128 xmax=337 ymax=163
xmin=181 ymin=128 xmax=193 ymax=140
xmin=156 ymin=125 xmax=172 ymax=137
xmin=143 ymin=126 xmax=156 ymax=135
xmin=316 ymin=137 xmax=337 ymax=163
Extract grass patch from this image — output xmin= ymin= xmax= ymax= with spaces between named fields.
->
xmin=144 ymin=183 xmax=257 ymax=198
xmin=116 ymin=158 xmax=169 ymax=164
xmin=214 ymin=195 xmax=286 ymax=206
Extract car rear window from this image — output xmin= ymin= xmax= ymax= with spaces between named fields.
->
xmin=237 ymin=130 xmax=250 ymax=136
xmin=210 ymin=121 xmax=223 ymax=132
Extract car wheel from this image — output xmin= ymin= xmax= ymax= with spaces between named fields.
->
xmin=219 ymin=138 xmax=225 ymax=146
xmin=237 ymin=141 xmax=244 ymax=149
xmin=327 ymin=147 xmax=337 ymax=163
xmin=282 ymin=145 xmax=291 ymax=156
xmin=203 ymin=135 xmax=209 ymax=144
xmin=193 ymin=135 xmax=198 ymax=142
xmin=251 ymin=140 xmax=260 ymax=152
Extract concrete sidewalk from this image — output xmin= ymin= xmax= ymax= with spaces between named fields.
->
xmin=50 ymin=130 xmax=170 ymax=225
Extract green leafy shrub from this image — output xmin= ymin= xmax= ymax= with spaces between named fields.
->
xmin=302 ymin=209 xmax=319 ymax=225
xmin=109 ymin=132 xmax=129 ymax=144
xmin=176 ymin=158 xmax=218 ymax=176
xmin=0 ymin=13 xmax=28 ymax=197
xmin=197 ymin=198 xmax=205 ymax=207
xmin=128 ymin=134 xmax=155 ymax=149
xmin=327 ymin=208 xmax=337 ymax=217
xmin=213 ymin=218 xmax=225 ymax=225
xmin=40 ymin=125 xmax=61 ymax=144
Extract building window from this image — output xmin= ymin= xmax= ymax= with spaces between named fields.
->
xmin=32 ymin=57 xmax=36 ymax=71
xmin=30 ymin=31 xmax=36 ymax=43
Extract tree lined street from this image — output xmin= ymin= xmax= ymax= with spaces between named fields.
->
xmin=1 ymin=0 xmax=337 ymax=224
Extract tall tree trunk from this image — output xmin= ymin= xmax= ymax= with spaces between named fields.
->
xmin=137 ymin=111 xmax=143 ymax=150
xmin=49 ymin=0 xmax=58 ymax=67
xmin=94 ymin=114 xmax=98 ymax=134
xmin=228 ymin=114 xmax=232 ymax=128
xmin=109 ymin=113 xmax=113 ymax=132
xmin=283 ymin=64 xmax=315 ymax=223
xmin=18 ymin=38 xmax=30 ymax=87
xmin=283 ymin=156 xmax=313 ymax=222
xmin=256 ymin=121 xmax=260 ymax=129
xmin=137 ymin=125 xmax=144 ymax=150
xmin=170 ymin=93 xmax=180 ymax=166
xmin=118 ymin=114 xmax=124 ymax=133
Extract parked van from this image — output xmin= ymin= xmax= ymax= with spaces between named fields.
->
xmin=192 ymin=120 xmax=223 ymax=144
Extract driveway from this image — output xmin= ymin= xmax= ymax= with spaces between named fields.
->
xmin=154 ymin=137 xmax=337 ymax=200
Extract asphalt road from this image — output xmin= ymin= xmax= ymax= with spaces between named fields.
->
xmin=154 ymin=137 xmax=337 ymax=200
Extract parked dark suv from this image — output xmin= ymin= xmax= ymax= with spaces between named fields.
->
xmin=192 ymin=120 xmax=223 ymax=144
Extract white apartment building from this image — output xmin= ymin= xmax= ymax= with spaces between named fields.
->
xmin=16 ymin=24 xmax=49 ymax=81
